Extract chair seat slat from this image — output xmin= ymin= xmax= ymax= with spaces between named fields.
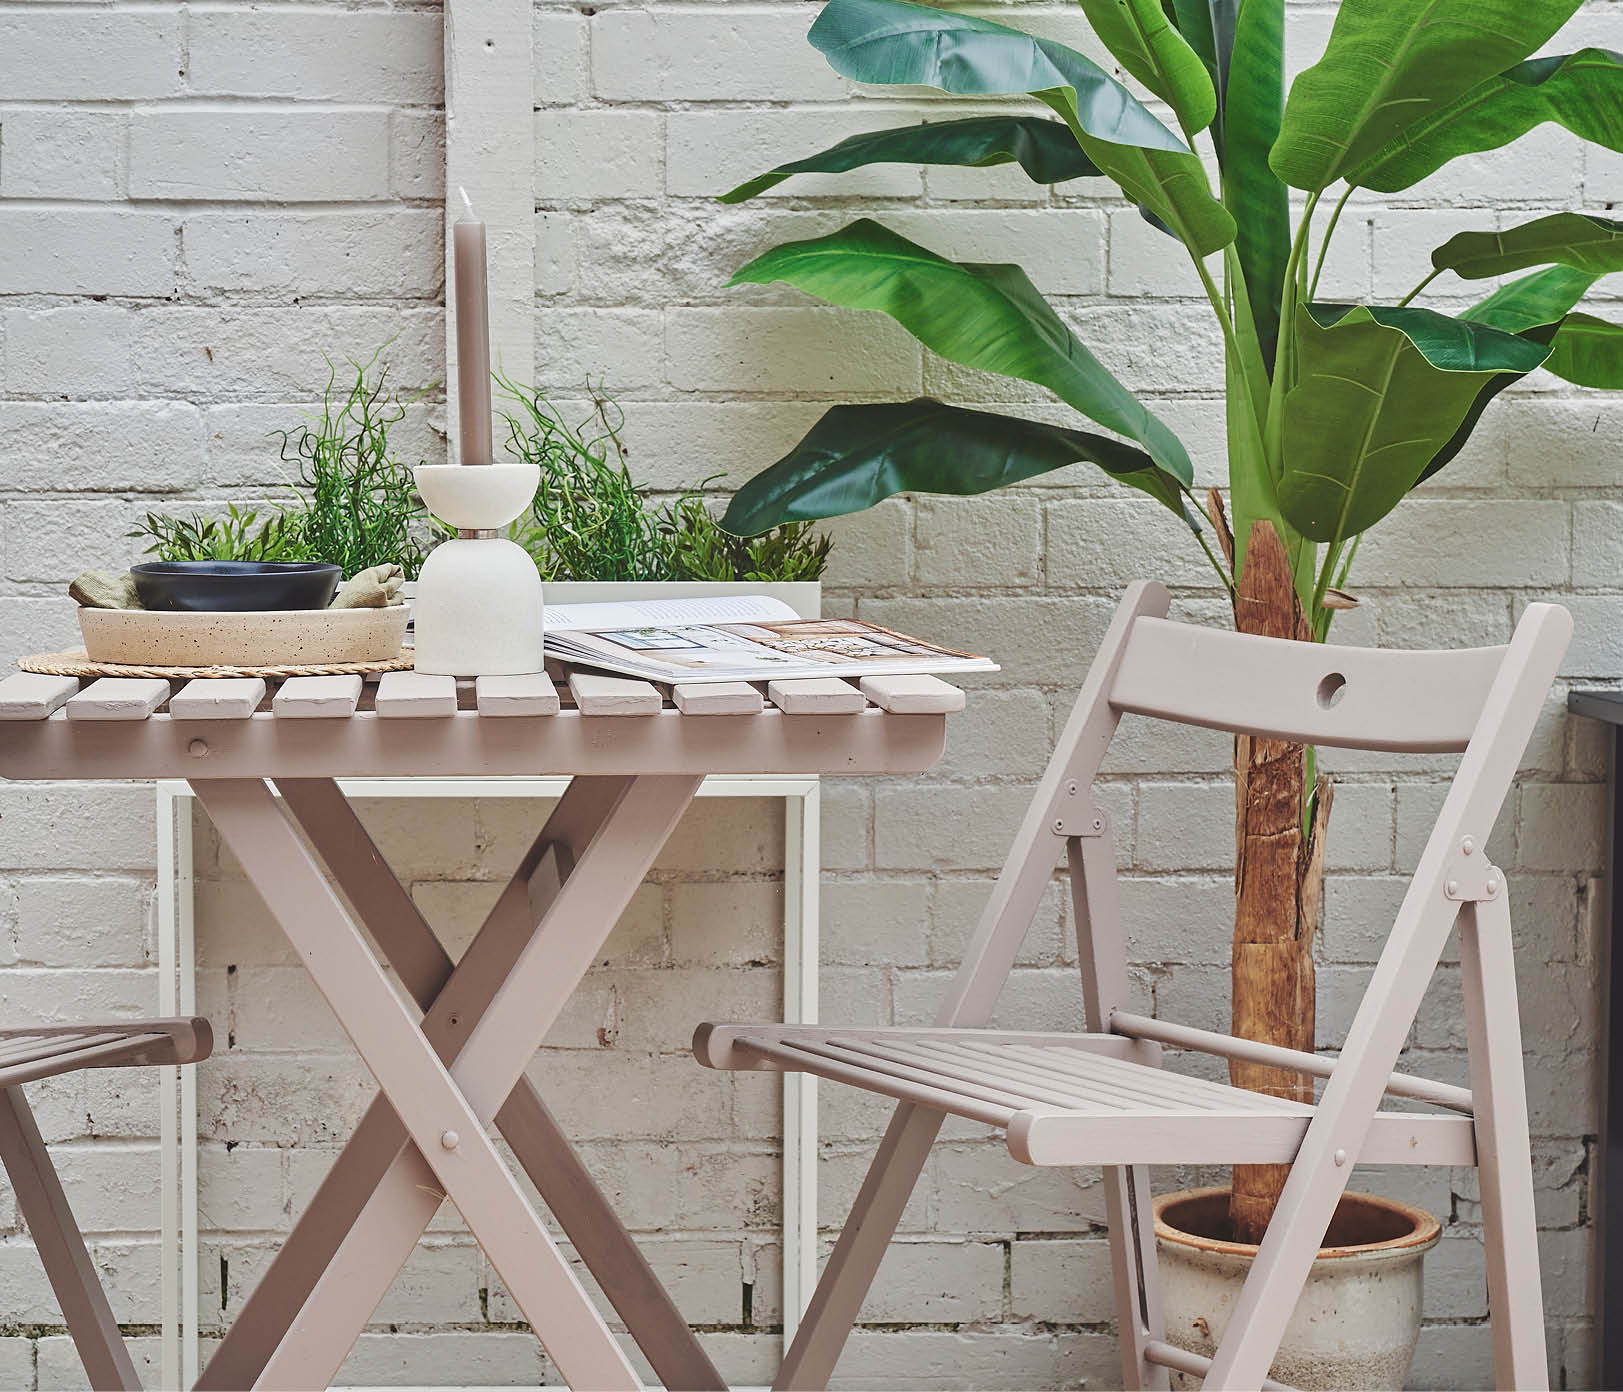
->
xmin=0 ymin=1032 xmax=176 ymax=1089
xmin=0 ymin=1033 xmax=97 ymax=1068
xmin=909 ymin=1038 xmax=1241 ymax=1114
xmin=710 ymin=1025 xmax=1471 ymax=1166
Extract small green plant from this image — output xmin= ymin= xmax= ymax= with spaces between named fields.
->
xmin=501 ymin=377 xmax=670 ymax=581
xmin=131 ymin=348 xmax=431 ymax=576
xmin=665 ymin=486 xmax=832 ymax=582
xmin=275 ymin=347 xmax=431 ymax=578
xmin=130 ymin=503 xmax=309 ymax=563
xmin=498 ymin=376 xmax=832 ymax=583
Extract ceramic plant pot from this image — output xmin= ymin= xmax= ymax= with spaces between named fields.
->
xmin=412 ymin=463 xmax=543 ymax=676
xmin=1154 ymin=1187 xmax=1441 ymax=1390
xmin=78 ymin=606 xmax=407 ymax=667
xmin=130 ymin=561 xmax=342 ymax=612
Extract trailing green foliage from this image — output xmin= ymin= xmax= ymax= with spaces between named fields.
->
xmin=499 ymin=378 xmax=832 ymax=583
xmin=274 ymin=350 xmax=432 ymax=579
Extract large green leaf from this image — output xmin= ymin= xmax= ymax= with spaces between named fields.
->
xmin=808 ymin=0 xmax=1235 ymax=255
xmin=1077 ymin=0 xmax=1216 ymax=133
xmin=1349 ymin=49 xmax=1623 ymax=192
xmin=720 ymin=117 xmax=1100 ymax=203
xmin=1277 ymin=304 xmax=1552 ymax=541
xmin=1209 ymin=0 xmax=1238 ymax=104
xmin=1464 ymin=264 xmax=1600 ymax=332
xmin=1168 ymin=0 xmax=1217 ymax=77
xmin=1223 ymin=0 xmax=1288 ymax=362
xmin=1432 ymin=213 xmax=1623 ymax=280
xmin=1545 ymin=313 xmax=1623 ymax=387
xmin=1271 ymin=0 xmax=1581 ymax=191
xmin=720 ymin=398 xmax=1195 ymax=535
xmin=1420 ymin=318 xmax=1562 ymax=484
xmin=731 ymin=219 xmax=1194 ymax=480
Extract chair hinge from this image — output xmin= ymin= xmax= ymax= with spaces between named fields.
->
xmin=1050 ymin=780 xmax=1106 ymax=837
xmin=1444 ymin=835 xmax=1503 ymax=901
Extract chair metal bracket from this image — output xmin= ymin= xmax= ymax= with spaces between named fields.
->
xmin=1049 ymin=779 xmax=1106 ymax=838
xmin=1444 ymin=836 xmax=1504 ymax=902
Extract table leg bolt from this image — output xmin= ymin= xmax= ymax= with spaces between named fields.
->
xmin=440 ymin=1129 xmax=460 ymax=1151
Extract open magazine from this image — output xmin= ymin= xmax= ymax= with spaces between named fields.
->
xmin=542 ymin=593 xmax=997 ymax=685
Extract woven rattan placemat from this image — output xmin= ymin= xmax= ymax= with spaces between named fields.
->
xmin=19 ymin=648 xmax=415 ymax=680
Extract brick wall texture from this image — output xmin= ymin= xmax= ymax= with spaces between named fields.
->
xmin=0 ymin=0 xmax=1613 ymax=1387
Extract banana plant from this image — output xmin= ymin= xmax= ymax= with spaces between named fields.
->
xmin=716 ymin=0 xmax=1623 ymax=1242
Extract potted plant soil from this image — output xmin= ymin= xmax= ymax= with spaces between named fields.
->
xmin=709 ymin=0 xmax=1623 ymax=1381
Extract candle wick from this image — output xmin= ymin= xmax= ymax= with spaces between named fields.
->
xmin=458 ymin=186 xmax=477 ymax=220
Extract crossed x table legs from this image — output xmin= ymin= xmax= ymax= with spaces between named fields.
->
xmin=189 ymin=773 xmax=719 ymax=1391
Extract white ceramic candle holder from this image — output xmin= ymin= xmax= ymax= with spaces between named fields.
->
xmin=412 ymin=463 xmax=544 ymax=676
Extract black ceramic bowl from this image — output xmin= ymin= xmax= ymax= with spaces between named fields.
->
xmin=131 ymin=561 xmax=342 ymax=613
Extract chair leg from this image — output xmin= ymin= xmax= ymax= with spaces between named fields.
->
xmin=1102 ymin=1163 xmax=1169 ymax=1392
xmin=0 ymin=1088 xmax=140 ymax=1391
xmin=772 ymin=1102 xmax=944 ymax=1391
xmin=1459 ymin=897 xmax=1549 ymax=1390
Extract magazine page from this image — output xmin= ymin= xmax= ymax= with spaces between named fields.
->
xmin=547 ymin=616 xmax=996 ymax=684
xmin=543 ymin=593 xmax=798 ymax=631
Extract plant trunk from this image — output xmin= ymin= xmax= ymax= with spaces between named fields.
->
xmin=1228 ymin=523 xmax=1333 ymax=1245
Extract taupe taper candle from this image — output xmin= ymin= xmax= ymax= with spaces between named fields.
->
xmin=453 ymin=188 xmax=493 ymax=465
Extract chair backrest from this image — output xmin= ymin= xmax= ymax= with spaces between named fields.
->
xmin=1109 ymin=615 xmax=1512 ymax=753
xmin=930 ymin=579 xmax=1572 ymax=1034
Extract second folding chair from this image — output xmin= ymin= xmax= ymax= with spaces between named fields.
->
xmin=0 ymin=1018 xmax=212 ymax=1391
xmin=695 ymin=580 xmax=1569 ymax=1391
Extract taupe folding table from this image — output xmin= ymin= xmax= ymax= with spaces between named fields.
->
xmin=0 ymin=663 xmax=962 ymax=1390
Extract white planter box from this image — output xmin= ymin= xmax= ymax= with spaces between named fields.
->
xmin=542 ymin=580 xmax=821 ymax=619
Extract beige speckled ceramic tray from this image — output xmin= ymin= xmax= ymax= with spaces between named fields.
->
xmin=73 ymin=605 xmax=410 ymax=670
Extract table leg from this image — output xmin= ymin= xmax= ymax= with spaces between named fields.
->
xmin=248 ymin=771 xmax=701 ymax=1391
xmin=193 ymin=777 xmax=650 ymax=1391
xmin=279 ymin=776 xmax=724 ymax=1391
xmin=199 ymin=775 xmax=630 ymax=1391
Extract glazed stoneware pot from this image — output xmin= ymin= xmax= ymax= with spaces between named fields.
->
xmin=131 ymin=561 xmax=341 ymax=612
xmin=1154 ymin=1187 xmax=1440 ymax=1390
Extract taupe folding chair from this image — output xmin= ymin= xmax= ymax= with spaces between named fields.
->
xmin=0 ymin=1017 xmax=212 ymax=1390
xmin=696 ymin=582 xmax=1571 ymax=1392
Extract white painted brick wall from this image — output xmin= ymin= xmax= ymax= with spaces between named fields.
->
xmin=0 ymin=1 xmax=1609 ymax=1387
